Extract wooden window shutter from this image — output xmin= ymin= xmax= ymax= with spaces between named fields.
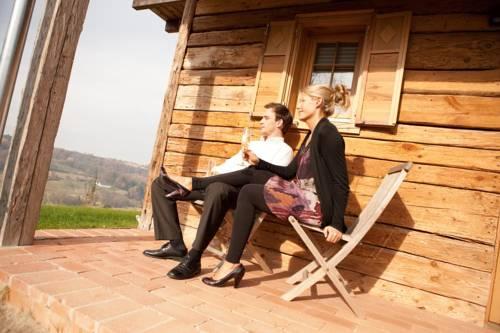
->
xmin=252 ymin=21 xmax=296 ymax=117
xmin=356 ymin=12 xmax=412 ymax=126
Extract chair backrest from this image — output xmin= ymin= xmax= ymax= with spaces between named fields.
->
xmin=346 ymin=162 xmax=412 ymax=241
xmin=206 ymin=159 xmax=217 ymax=176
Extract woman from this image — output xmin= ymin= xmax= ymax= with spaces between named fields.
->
xmin=166 ymin=84 xmax=350 ymax=288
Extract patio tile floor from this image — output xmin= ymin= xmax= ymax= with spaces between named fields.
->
xmin=0 ymin=228 xmax=496 ymax=333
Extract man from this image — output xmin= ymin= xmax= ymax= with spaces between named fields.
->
xmin=143 ymin=103 xmax=294 ymax=279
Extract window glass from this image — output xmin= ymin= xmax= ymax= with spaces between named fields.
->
xmin=310 ymin=43 xmax=358 ymax=89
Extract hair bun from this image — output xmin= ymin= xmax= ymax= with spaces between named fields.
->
xmin=334 ymin=84 xmax=350 ymax=110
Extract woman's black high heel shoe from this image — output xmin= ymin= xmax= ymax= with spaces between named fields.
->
xmin=160 ymin=167 xmax=190 ymax=199
xmin=202 ymin=264 xmax=245 ymax=288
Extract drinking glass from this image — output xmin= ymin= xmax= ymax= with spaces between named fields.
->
xmin=239 ymin=127 xmax=250 ymax=165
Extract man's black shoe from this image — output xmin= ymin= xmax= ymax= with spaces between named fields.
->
xmin=167 ymin=254 xmax=201 ymax=280
xmin=143 ymin=242 xmax=187 ymax=261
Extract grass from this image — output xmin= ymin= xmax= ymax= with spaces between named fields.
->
xmin=37 ymin=205 xmax=140 ymax=229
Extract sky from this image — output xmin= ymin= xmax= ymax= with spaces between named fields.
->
xmin=0 ymin=0 xmax=178 ymax=165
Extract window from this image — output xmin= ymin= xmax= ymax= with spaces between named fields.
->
xmin=299 ymin=33 xmax=365 ymax=133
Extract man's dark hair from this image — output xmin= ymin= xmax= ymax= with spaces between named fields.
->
xmin=264 ymin=102 xmax=293 ymax=134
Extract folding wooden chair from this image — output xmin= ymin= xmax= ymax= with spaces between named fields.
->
xmin=281 ymin=162 xmax=413 ymax=317
xmin=190 ymin=160 xmax=273 ymax=274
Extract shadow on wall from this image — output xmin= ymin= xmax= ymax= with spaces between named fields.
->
xmin=243 ymin=156 xmax=413 ymax=300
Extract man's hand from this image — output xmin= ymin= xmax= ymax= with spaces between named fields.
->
xmin=323 ymin=226 xmax=342 ymax=243
xmin=243 ymin=149 xmax=260 ymax=166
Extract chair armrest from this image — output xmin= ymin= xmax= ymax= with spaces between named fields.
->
xmin=341 ymin=234 xmax=352 ymax=242
xmin=294 ymin=219 xmax=352 ymax=242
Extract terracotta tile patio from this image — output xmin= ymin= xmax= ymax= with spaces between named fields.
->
xmin=0 ymin=228 xmax=496 ymax=333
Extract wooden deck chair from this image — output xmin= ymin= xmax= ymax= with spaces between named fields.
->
xmin=281 ymin=162 xmax=413 ymax=317
xmin=190 ymin=160 xmax=273 ymax=274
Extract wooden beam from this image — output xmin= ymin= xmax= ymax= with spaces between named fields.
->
xmin=0 ymin=0 xmax=90 ymax=246
xmin=132 ymin=0 xmax=183 ymax=10
xmin=195 ymin=0 xmax=331 ymax=16
xmin=139 ymin=0 xmax=197 ymax=231
xmin=133 ymin=0 xmax=184 ymax=24
xmin=165 ymin=19 xmax=180 ymax=33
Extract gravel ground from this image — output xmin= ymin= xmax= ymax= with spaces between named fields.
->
xmin=0 ymin=286 xmax=46 ymax=333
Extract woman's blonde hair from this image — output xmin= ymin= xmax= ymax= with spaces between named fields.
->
xmin=301 ymin=84 xmax=351 ymax=117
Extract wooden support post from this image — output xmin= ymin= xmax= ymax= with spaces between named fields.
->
xmin=138 ymin=0 xmax=197 ymax=230
xmin=0 ymin=0 xmax=90 ymax=246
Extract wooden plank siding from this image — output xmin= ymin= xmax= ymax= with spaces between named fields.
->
xmin=183 ymin=44 xmax=264 ymax=69
xmin=403 ymin=69 xmax=500 ymax=97
xmin=405 ymin=32 xmax=500 ymax=70
xmin=149 ymin=2 xmax=500 ymax=325
xmin=187 ymin=27 xmax=267 ymax=46
xmin=166 ymin=124 xmax=499 ymax=172
xmin=178 ymin=69 xmax=258 ymax=86
xmin=399 ymin=94 xmax=500 ymax=129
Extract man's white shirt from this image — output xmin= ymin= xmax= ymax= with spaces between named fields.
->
xmin=212 ymin=137 xmax=293 ymax=175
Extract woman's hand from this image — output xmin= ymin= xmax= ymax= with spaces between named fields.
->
xmin=243 ymin=149 xmax=260 ymax=166
xmin=323 ymin=226 xmax=342 ymax=243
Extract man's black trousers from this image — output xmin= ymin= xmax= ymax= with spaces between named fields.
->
xmin=150 ymin=175 xmax=239 ymax=253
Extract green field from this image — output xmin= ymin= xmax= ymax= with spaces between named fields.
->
xmin=37 ymin=205 xmax=140 ymax=229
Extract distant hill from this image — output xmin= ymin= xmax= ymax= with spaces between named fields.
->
xmin=1 ymin=135 xmax=148 ymax=208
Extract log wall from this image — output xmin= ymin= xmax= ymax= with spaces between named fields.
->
xmin=154 ymin=0 xmax=500 ymax=325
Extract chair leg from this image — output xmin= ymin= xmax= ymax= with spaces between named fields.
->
xmin=249 ymin=213 xmax=266 ymax=238
xmin=281 ymin=267 xmax=324 ymax=301
xmin=211 ymin=254 xmax=226 ymax=273
xmin=210 ymin=211 xmax=272 ymax=274
xmin=286 ymin=247 xmax=337 ymax=285
xmin=238 ymin=212 xmax=273 ymax=274
xmin=282 ymin=244 xmax=353 ymax=298
xmin=283 ymin=217 xmax=363 ymax=317
xmin=246 ymin=243 xmax=273 ymax=274
xmin=282 ymin=261 xmax=363 ymax=317
xmin=206 ymin=245 xmax=225 ymax=258
xmin=324 ymin=268 xmax=363 ymax=318
xmin=192 ymin=203 xmax=274 ymax=274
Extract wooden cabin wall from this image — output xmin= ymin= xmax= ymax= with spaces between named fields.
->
xmin=158 ymin=0 xmax=500 ymax=325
